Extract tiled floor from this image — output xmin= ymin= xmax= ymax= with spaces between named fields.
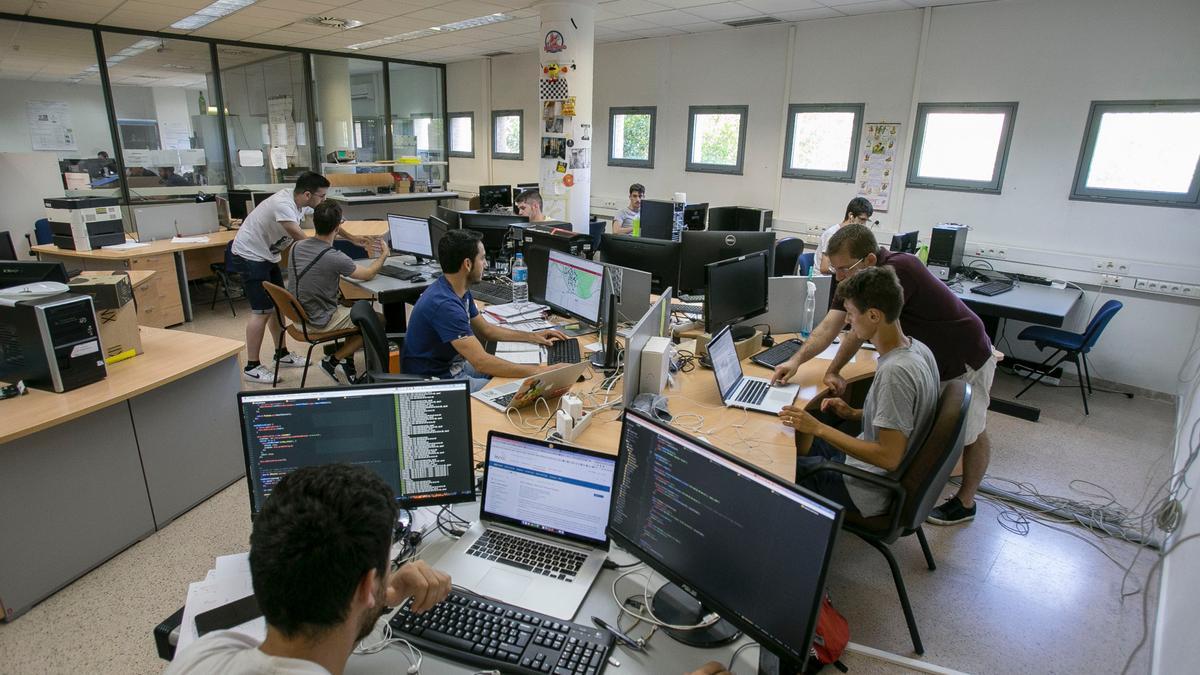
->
xmin=0 ymin=294 xmax=1176 ymax=674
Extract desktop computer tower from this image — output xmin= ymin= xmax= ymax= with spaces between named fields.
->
xmin=736 ymin=207 xmax=772 ymax=232
xmin=0 ymin=293 xmax=106 ymax=392
xmin=927 ymin=224 xmax=968 ymax=280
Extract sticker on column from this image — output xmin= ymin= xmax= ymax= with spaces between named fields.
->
xmin=563 ymin=97 xmax=576 ymax=117
xmin=544 ymin=30 xmax=566 ymax=53
xmin=569 ymin=148 xmax=590 ymax=170
xmin=540 ymin=78 xmax=569 ymax=100
xmin=579 ymin=123 xmax=591 ymax=141
xmin=542 ymin=137 xmax=566 ymax=159
xmin=555 ymin=161 xmax=567 ymax=173
xmin=562 ymin=174 xmax=575 ymax=187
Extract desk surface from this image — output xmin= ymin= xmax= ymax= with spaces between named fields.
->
xmin=331 ymin=191 xmax=457 ymax=203
xmin=33 ymin=230 xmax=238 ymax=260
xmin=953 ymin=279 xmax=1082 ymax=327
xmin=0 ymin=327 xmax=242 ymax=445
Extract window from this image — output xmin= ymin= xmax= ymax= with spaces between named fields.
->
xmin=686 ymin=105 xmax=748 ymax=174
xmin=608 ymin=106 xmax=656 ymax=168
xmin=449 ymin=112 xmax=474 ymax=157
xmin=907 ymin=102 xmax=1018 ymax=193
xmin=312 ymin=55 xmax=385 ymax=163
xmin=390 ymin=63 xmax=446 ymax=188
xmin=1071 ymin=100 xmax=1200 ymax=208
xmin=492 ymin=109 xmax=523 ymax=160
xmin=783 ymin=103 xmax=863 ymax=181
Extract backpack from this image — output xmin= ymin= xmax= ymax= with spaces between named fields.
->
xmin=804 ymin=593 xmax=849 ymax=674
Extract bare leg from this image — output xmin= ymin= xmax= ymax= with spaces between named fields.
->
xmin=954 ymin=431 xmax=990 ymax=508
xmin=246 ymin=313 xmax=284 ymax=363
xmin=334 ymin=335 xmax=363 ymax=361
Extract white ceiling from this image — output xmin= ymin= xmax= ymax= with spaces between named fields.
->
xmin=0 ymin=0 xmax=991 ymax=75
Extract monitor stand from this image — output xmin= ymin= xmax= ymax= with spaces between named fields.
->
xmin=729 ymin=325 xmax=755 ymax=341
xmin=756 ymin=648 xmax=806 ymax=675
xmin=650 ymin=582 xmax=741 ymax=647
xmin=589 ymin=291 xmax=620 ymax=373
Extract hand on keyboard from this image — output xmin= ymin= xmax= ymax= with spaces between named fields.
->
xmin=528 ymin=328 xmax=568 ymax=346
xmin=387 ymin=560 xmax=452 ymax=614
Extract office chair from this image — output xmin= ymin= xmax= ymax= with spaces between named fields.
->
xmin=0 ymin=231 xmax=16 ymax=261
xmin=261 ymin=282 xmax=360 ymax=388
xmin=797 ymin=380 xmax=972 ymax=655
xmin=774 ymin=237 xmax=804 ymax=276
xmin=798 ymin=252 xmax=815 ymax=276
xmin=1014 ymin=299 xmax=1123 ymax=415
xmin=349 ymin=300 xmax=424 ymax=383
xmin=208 ymin=242 xmax=245 ymax=316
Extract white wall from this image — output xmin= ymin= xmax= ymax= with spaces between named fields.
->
xmin=446 ymin=60 xmax=488 ymax=189
xmin=0 ymin=80 xmax=115 ymax=158
xmin=445 ymin=0 xmax=1200 ymax=394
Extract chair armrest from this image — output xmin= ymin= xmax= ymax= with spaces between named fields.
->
xmin=796 ymin=461 xmax=907 ymax=532
xmin=362 ymin=371 xmax=427 ymax=383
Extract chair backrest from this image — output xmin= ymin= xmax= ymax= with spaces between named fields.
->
xmin=798 ymin=252 xmax=815 ymax=276
xmin=774 ymin=237 xmax=804 ymax=276
xmin=896 ymin=380 xmax=972 ymax=532
xmin=1081 ymin=299 xmax=1122 ymax=353
xmin=34 ymin=218 xmax=52 ymax=245
xmin=261 ymin=281 xmax=313 ymax=336
xmin=351 ymin=300 xmax=392 ymax=374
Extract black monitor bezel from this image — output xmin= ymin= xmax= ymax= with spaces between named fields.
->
xmin=435 ymin=205 xmax=462 ymax=228
xmin=607 ymin=408 xmax=844 ymax=667
xmin=678 ymin=230 xmax=776 ymax=294
xmin=599 ymin=233 xmax=681 ymax=295
xmin=638 ymin=199 xmax=674 ymax=239
xmin=682 ymin=202 xmax=709 ymax=230
xmin=478 ymin=184 xmax=513 ymax=210
xmin=890 ymin=230 xmax=919 ymax=254
xmin=703 ymin=250 xmax=769 ymax=334
xmin=236 ymin=379 xmax=477 ymax=518
xmin=542 ymin=248 xmax=607 ymax=325
xmin=387 ymin=213 xmax=434 ymax=259
xmin=0 ymin=260 xmax=69 ymax=289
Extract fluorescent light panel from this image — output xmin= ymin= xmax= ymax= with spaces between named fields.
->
xmin=348 ymin=12 xmax=512 ymax=50
xmin=171 ymin=0 xmax=258 ymax=30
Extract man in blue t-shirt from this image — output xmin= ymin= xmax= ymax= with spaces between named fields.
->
xmin=402 ymin=229 xmax=566 ymax=390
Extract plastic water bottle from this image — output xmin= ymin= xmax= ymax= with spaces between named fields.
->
xmin=671 ymin=192 xmax=687 ymax=242
xmin=511 ymin=253 xmax=528 ymax=303
xmin=801 ymin=280 xmax=817 ymax=338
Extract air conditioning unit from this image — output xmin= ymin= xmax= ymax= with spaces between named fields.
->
xmin=350 ymin=85 xmax=373 ymax=100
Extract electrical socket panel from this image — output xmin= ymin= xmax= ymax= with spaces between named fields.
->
xmin=1093 ymin=258 xmax=1130 ymax=274
xmin=1135 ymin=278 xmax=1199 ymax=299
xmin=972 ymin=247 xmax=1008 ymax=259
xmin=1100 ymin=274 xmax=1122 ymax=287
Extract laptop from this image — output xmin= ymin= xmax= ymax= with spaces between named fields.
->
xmin=708 ymin=324 xmax=800 ymax=414
xmin=471 ymin=361 xmax=588 ymax=412
xmin=435 ymin=431 xmax=617 ymax=619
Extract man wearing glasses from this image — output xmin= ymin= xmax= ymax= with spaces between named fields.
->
xmin=772 ymin=223 xmax=996 ymax=527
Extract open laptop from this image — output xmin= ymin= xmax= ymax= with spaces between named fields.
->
xmin=709 ymin=324 xmax=800 ymax=414
xmin=435 ymin=431 xmax=616 ymax=619
xmin=471 ymin=361 xmax=588 ymax=412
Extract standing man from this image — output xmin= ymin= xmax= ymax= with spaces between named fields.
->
xmin=514 ymin=189 xmax=549 ymax=223
xmin=772 ymin=224 xmax=996 ymax=526
xmin=816 ymin=197 xmax=873 ymax=274
xmin=613 ymin=183 xmax=644 ymax=236
xmin=402 ymin=229 xmax=566 ymax=391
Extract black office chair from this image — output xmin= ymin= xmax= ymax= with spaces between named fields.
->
xmin=350 ymin=300 xmax=424 ymax=383
xmin=774 ymin=237 xmax=804 ymax=276
xmin=209 ymin=242 xmax=245 ymax=316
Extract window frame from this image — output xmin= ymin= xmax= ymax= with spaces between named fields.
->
xmin=491 ymin=109 xmax=524 ymax=161
xmin=906 ymin=101 xmax=1018 ymax=194
xmin=685 ymin=105 xmax=749 ymax=175
xmin=448 ymin=111 xmax=474 ymax=158
xmin=1070 ymin=99 xmax=1200 ymax=209
xmin=607 ymin=106 xmax=657 ymax=169
xmin=782 ymin=103 xmax=864 ymax=182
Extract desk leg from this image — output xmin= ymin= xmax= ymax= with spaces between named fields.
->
xmin=978 ymin=312 xmax=1041 ymax=421
xmin=174 ymin=251 xmax=193 ymax=322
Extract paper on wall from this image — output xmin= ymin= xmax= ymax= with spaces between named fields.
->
xmin=238 ymin=150 xmax=264 ymax=167
xmin=270 ymin=147 xmax=289 ymax=170
xmin=27 ymin=100 xmax=76 ymax=151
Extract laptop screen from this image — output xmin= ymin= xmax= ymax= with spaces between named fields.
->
xmin=708 ymin=326 xmax=743 ymax=400
xmin=481 ymin=432 xmax=617 ymax=547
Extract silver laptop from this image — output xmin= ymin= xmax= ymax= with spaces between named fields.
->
xmin=435 ymin=431 xmax=616 ymax=619
xmin=472 ymin=361 xmax=589 ymax=412
xmin=709 ymin=324 xmax=800 ymax=414
xmin=738 ymin=275 xmax=832 ymax=335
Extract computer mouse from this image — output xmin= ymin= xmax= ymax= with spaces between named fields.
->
xmin=409 ymin=275 xmax=426 ymax=283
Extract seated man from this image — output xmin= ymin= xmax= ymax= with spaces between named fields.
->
xmin=402 ymin=229 xmax=565 ymax=390
xmin=287 ymin=201 xmax=390 ymax=384
xmin=514 ymin=188 xmax=548 ymax=223
xmin=165 ymin=464 xmax=452 ymax=674
xmin=779 ymin=266 xmax=940 ymax=517
xmin=612 ymin=183 xmax=644 ymax=236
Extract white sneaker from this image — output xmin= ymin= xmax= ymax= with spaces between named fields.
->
xmin=243 ymin=364 xmax=276 ymax=383
xmin=276 ymin=351 xmax=308 ymax=368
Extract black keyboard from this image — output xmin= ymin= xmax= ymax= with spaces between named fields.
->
xmin=970 ymin=280 xmax=1015 ymax=296
xmin=669 ymin=303 xmax=702 ymax=318
xmin=381 ymin=264 xmax=422 ymax=280
xmin=677 ymin=293 xmax=705 ymax=303
xmin=388 ymin=589 xmax=613 ymax=675
xmin=735 ymin=379 xmax=770 ymax=405
xmin=472 ymin=280 xmax=513 ymax=305
xmin=751 ymin=338 xmax=803 ymax=368
xmin=341 ymin=190 xmax=375 ymax=197
xmin=547 ymin=338 xmax=581 ymax=365
xmin=467 ymin=529 xmax=587 ymax=579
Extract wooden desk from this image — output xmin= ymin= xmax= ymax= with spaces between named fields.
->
xmin=0 ymin=327 xmax=245 ymax=621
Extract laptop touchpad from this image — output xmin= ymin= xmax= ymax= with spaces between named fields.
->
xmin=478 ymin=568 xmax=533 ymax=599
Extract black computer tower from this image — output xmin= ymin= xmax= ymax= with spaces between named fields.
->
xmin=0 ymin=293 xmax=107 ymax=392
xmin=927 ymin=224 xmax=968 ymax=280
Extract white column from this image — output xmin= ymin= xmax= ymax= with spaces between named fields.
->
xmin=536 ymin=0 xmax=594 ymax=232
xmin=313 ymin=55 xmax=354 ymax=153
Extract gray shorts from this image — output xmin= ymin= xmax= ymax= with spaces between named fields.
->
xmin=944 ymin=355 xmax=996 ymax=446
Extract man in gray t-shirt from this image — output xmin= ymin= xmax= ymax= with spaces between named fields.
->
xmin=781 ymin=266 xmax=940 ymax=518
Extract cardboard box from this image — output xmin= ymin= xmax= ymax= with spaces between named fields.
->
xmin=96 ymin=302 xmax=143 ymax=359
xmin=68 ymin=273 xmax=133 ymax=310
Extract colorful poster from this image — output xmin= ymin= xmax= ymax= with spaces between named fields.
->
xmin=27 ymin=100 xmax=76 ymax=151
xmin=857 ymin=122 xmax=900 ymax=212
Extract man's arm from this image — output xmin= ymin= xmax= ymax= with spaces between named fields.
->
xmin=771 ymin=310 xmax=845 ymax=384
xmin=452 ymin=334 xmax=545 ymax=379
xmin=471 ymin=314 xmax=566 ymax=345
xmin=349 ymin=240 xmax=390 ymax=281
xmin=785 ymin=406 xmax=908 ymax=471
xmin=335 ymin=228 xmax=372 ymax=249
xmin=280 ymin=220 xmax=308 ymax=242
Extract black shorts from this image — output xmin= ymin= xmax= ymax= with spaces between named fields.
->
xmin=230 ymin=254 xmax=282 ymax=313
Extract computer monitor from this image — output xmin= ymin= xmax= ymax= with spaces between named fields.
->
xmin=609 ymin=409 xmax=843 ymax=667
xmin=706 ymin=206 xmax=737 ymax=231
xmin=478 ymin=185 xmax=512 ymax=211
xmin=600 ymin=234 xmax=681 ymax=295
xmin=388 ymin=214 xmax=433 ymax=260
xmin=427 ymin=215 xmax=452 ymax=255
xmin=622 ymin=288 xmax=672 ymax=407
xmin=461 ymin=212 xmax=528 ymax=257
xmin=683 ymin=203 xmax=708 ymax=230
xmin=708 ymin=206 xmax=771 ymax=232
xmin=704 ymin=251 xmax=768 ymax=339
xmin=890 ymin=230 xmax=919 ymax=254
xmin=237 ymin=380 xmax=476 ymax=516
xmin=0 ymin=261 xmax=69 ymax=289
xmin=677 ymin=230 xmax=776 ymax=295
xmin=0 ymin=231 xmax=17 ymax=261
xmin=435 ymin=205 xmax=462 ymax=228
xmin=544 ymin=249 xmax=605 ymax=325
xmin=638 ymin=199 xmax=674 ymax=239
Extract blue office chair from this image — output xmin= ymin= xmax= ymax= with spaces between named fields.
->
xmin=774 ymin=237 xmax=804 ymax=276
xmin=798 ymin=252 xmax=815 ymax=276
xmin=1014 ymin=299 xmax=1122 ymax=415
xmin=34 ymin=218 xmax=53 ymax=245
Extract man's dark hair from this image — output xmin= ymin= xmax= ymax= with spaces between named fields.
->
xmin=629 ymin=183 xmax=645 ymax=196
xmin=250 ymin=464 xmax=397 ymax=639
xmin=827 ymin=223 xmax=878 ymax=260
xmin=836 ymin=265 xmax=904 ymax=323
xmin=845 ymin=197 xmax=874 ymax=221
xmin=294 ymin=171 xmax=330 ymax=194
xmin=515 ymin=189 xmax=542 ymax=209
xmin=438 ymin=228 xmax=483 ymax=273
xmin=313 ymin=202 xmax=343 ymax=235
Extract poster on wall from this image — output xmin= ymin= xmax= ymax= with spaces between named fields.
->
xmin=27 ymin=100 xmax=77 ymax=151
xmin=267 ymin=96 xmax=297 ymax=157
xmin=857 ymin=122 xmax=900 ymax=212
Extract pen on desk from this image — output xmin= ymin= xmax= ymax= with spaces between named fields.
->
xmin=591 ymin=616 xmax=643 ymax=651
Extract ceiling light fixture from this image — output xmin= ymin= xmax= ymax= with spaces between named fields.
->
xmin=171 ymin=0 xmax=259 ymax=31
xmin=305 ymin=16 xmax=363 ymax=29
xmin=347 ymin=12 xmax=512 ymax=50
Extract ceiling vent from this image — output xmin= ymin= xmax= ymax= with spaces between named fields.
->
xmin=305 ymin=16 xmax=363 ymax=29
xmin=483 ymin=50 xmax=513 ymax=57
xmin=723 ymin=16 xmax=781 ymax=28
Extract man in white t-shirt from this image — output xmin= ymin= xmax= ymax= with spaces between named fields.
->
xmin=164 ymin=464 xmax=452 ymax=675
xmin=613 ymin=183 xmax=644 ymax=236
xmin=815 ymin=197 xmax=873 ymax=274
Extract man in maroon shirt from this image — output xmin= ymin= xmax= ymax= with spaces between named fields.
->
xmin=773 ymin=224 xmax=996 ymax=525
